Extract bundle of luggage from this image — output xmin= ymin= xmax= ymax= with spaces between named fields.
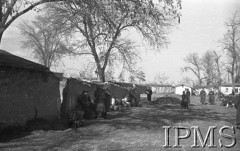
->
xmin=219 ymin=95 xmax=235 ymax=108
xmin=110 ymin=98 xmax=131 ymax=112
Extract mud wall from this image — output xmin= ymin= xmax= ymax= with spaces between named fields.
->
xmin=60 ymin=78 xmax=99 ymax=117
xmin=0 ymin=68 xmax=60 ymax=125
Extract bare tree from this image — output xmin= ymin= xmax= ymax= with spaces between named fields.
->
xmin=78 ymin=61 xmax=96 ymax=80
xmin=19 ymin=15 xmax=68 ymax=68
xmin=202 ymin=50 xmax=216 ymax=85
xmin=183 ymin=53 xmax=204 ymax=85
xmin=0 ymin=0 xmax=64 ymax=43
xmin=133 ymin=70 xmax=146 ymax=84
xmin=129 ymin=75 xmax=136 ymax=83
xmin=154 ymin=72 xmax=169 ymax=84
xmin=105 ymin=65 xmax=115 ymax=81
xmin=180 ymin=76 xmax=194 ymax=86
xmin=118 ymin=71 xmax=125 ymax=82
xmin=46 ymin=0 xmax=181 ymax=82
xmin=220 ymin=12 xmax=240 ymax=89
xmin=213 ymin=50 xmax=224 ymax=86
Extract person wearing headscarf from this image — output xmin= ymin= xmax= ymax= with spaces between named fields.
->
xmin=208 ymin=89 xmax=215 ymax=105
xmin=200 ymin=88 xmax=206 ymax=105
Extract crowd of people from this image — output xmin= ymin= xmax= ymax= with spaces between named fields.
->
xmin=181 ymin=88 xmax=215 ymax=108
xmin=69 ymin=85 xmax=240 ymax=130
xmin=181 ymin=88 xmax=240 ymax=129
xmin=69 ymin=84 xmax=142 ymax=126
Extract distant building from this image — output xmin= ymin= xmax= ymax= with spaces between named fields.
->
xmin=174 ymin=84 xmax=192 ymax=95
xmin=219 ymin=83 xmax=240 ymax=95
xmin=194 ymin=85 xmax=217 ymax=95
xmin=0 ymin=49 xmax=61 ymax=125
xmin=108 ymin=81 xmax=148 ymax=94
xmin=146 ymin=84 xmax=174 ymax=93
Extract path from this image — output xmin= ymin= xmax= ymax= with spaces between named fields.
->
xmin=0 ymin=95 xmax=240 ymax=151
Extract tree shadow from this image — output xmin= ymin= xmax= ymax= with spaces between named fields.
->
xmin=83 ymin=102 xmax=236 ymax=132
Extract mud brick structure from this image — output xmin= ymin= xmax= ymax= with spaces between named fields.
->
xmin=0 ymin=50 xmax=61 ymax=125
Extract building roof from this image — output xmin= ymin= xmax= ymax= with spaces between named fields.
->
xmin=194 ymin=84 xmax=218 ymax=89
xmin=174 ymin=84 xmax=193 ymax=88
xmin=220 ymin=83 xmax=240 ymax=87
xmin=145 ymin=84 xmax=174 ymax=87
xmin=0 ymin=49 xmax=49 ymax=72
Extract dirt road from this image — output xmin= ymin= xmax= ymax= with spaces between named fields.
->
xmin=0 ymin=95 xmax=240 ymax=151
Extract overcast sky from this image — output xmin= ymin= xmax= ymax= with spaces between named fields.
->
xmin=0 ymin=0 xmax=240 ymax=84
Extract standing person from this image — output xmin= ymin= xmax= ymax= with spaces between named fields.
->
xmin=200 ymin=88 xmax=206 ymax=105
xmin=132 ymin=85 xmax=140 ymax=106
xmin=146 ymin=87 xmax=153 ymax=102
xmin=181 ymin=91 xmax=188 ymax=109
xmin=235 ymin=94 xmax=240 ymax=129
xmin=79 ymin=91 xmax=95 ymax=119
xmin=103 ymin=85 xmax=111 ymax=119
xmin=232 ymin=90 xmax=235 ymax=96
xmin=94 ymin=86 xmax=106 ymax=120
xmin=208 ymin=89 xmax=215 ymax=105
xmin=186 ymin=89 xmax=191 ymax=105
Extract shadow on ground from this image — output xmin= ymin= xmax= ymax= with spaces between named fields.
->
xmin=83 ymin=96 xmax=236 ymax=132
xmin=0 ymin=95 xmax=238 ymax=151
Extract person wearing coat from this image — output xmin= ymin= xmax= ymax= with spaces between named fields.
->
xmin=146 ymin=87 xmax=153 ymax=102
xmin=186 ymin=89 xmax=191 ymax=105
xmin=103 ymin=87 xmax=111 ymax=119
xmin=94 ymin=86 xmax=106 ymax=119
xmin=200 ymin=89 xmax=206 ymax=105
xmin=235 ymin=94 xmax=240 ymax=129
xmin=208 ymin=89 xmax=215 ymax=105
xmin=181 ymin=91 xmax=188 ymax=109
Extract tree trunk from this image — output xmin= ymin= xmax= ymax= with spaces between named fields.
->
xmin=231 ymin=72 xmax=235 ymax=94
xmin=198 ymin=77 xmax=202 ymax=85
xmin=97 ymin=66 xmax=105 ymax=82
xmin=0 ymin=31 xmax=3 ymax=44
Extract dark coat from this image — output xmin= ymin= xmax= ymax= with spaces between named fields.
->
xmin=208 ymin=90 xmax=215 ymax=104
xmin=235 ymin=95 xmax=240 ymax=125
xmin=146 ymin=89 xmax=153 ymax=101
xmin=94 ymin=88 xmax=106 ymax=113
xmin=200 ymin=90 xmax=206 ymax=104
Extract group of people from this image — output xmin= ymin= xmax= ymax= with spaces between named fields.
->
xmin=181 ymin=88 xmax=215 ymax=109
xmin=199 ymin=88 xmax=215 ymax=105
xmin=77 ymin=86 xmax=111 ymax=120
xmin=181 ymin=88 xmax=215 ymax=108
xmin=184 ymin=88 xmax=240 ymax=129
xmin=71 ymin=85 xmax=240 ymax=130
xmin=73 ymin=85 xmax=141 ymax=121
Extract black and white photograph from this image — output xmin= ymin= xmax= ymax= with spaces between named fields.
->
xmin=0 ymin=0 xmax=240 ymax=150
